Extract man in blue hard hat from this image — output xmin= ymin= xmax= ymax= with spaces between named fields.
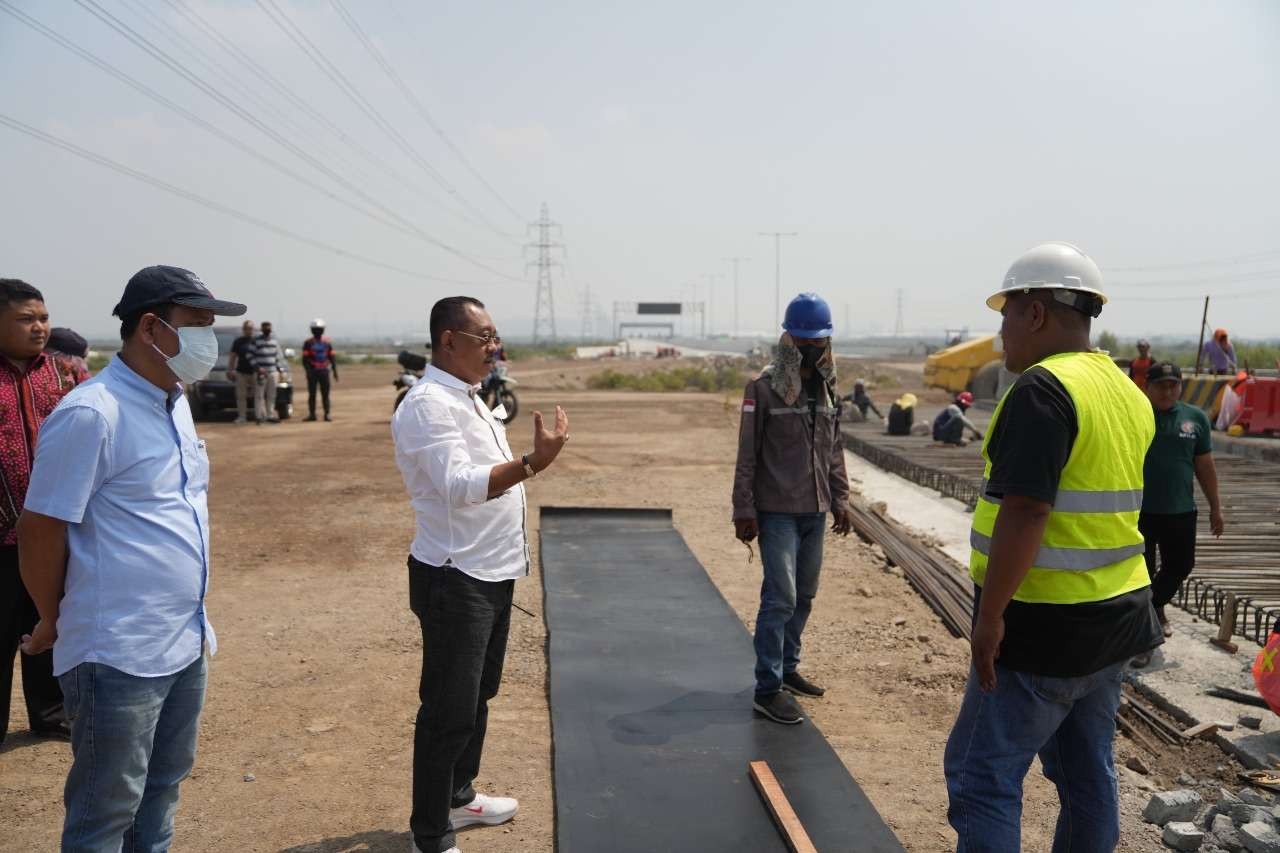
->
xmin=732 ymin=292 xmax=852 ymax=725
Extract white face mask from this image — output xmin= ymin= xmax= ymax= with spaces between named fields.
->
xmin=152 ymin=319 xmax=219 ymax=384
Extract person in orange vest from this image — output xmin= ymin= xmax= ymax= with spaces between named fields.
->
xmin=1128 ymin=339 xmax=1153 ymax=389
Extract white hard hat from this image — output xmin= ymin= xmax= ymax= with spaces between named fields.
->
xmin=310 ymin=317 xmax=326 ymax=328
xmin=986 ymin=241 xmax=1107 ymax=318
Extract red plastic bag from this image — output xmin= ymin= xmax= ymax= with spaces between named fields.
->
xmin=1252 ymin=626 xmax=1280 ymax=717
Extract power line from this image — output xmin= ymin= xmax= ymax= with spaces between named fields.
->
xmin=327 ymin=0 xmax=524 ymax=223
xmin=0 ymin=1 xmax=460 ymax=255
xmin=159 ymin=0 xmax=457 ymax=219
xmin=253 ymin=0 xmax=520 ymax=246
xmin=1107 ymin=248 xmax=1280 ymax=272
xmin=0 ymin=113 xmax=507 ymax=287
xmin=70 ymin=0 xmax=522 ymax=281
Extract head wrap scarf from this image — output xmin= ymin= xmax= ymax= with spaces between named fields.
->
xmin=761 ymin=332 xmax=836 ymax=406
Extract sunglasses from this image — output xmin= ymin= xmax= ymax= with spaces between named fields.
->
xmin=454 ymin=329 xmax=501 ymax=347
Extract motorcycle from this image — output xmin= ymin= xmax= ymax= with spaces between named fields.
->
xmin=392 ymin=351 xmax=518 ymax=426
xmin=392 ymin=349 xmax=427 ymax=412
xmin=480 ymin=363 xmax=518 ymax=424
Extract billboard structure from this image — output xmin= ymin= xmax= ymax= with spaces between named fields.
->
xmin=612 ymin=301 xmax=705 ymax=339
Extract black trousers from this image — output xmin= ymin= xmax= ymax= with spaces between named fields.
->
xmin=306 ymin=369 xmax=331 ymax=416
xmin=0 ymin=545 xmax=63 ymax=741
xmin=1138 ymin=511 xmax=1198 ymax=609
xmin=408 ymin=557 xmax=513 ymax=853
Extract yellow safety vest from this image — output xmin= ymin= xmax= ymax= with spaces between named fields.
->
xmin=970 ymin=351 xmax=1156 ymax=604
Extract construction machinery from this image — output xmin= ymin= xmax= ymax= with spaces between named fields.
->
xmin=923 ymin=334 xmax=1005 ymax=400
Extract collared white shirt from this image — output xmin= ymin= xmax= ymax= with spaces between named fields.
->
xmin=391 ymin=364 xmax=529 ymax=581
xmin=24 ymin=356 xmax=215 ymax=678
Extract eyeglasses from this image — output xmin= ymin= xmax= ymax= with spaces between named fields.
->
xmin=453 ymin=329 xmax=501 ymax=347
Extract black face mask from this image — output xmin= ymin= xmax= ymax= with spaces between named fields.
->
xmin=798 ymin=345 xmax=822 ymax=369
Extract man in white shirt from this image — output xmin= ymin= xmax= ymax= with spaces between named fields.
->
xmin=392 ymin=296 xmax=569 ymax=853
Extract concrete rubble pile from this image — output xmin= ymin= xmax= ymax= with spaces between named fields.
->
xmin=1144 ymin=785 xmax=1280 ymax=852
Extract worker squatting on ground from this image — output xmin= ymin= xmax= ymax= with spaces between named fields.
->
xmin=391 ymin=296 xmax=569 ymax=853
xmin=886 ymin=392 xmax=917 ymax=436
xmin=932 ymin=391 xmax=983 ymax=446
xmin=20 ymin=265 xmax=245 ymax=851
xmin=732 ymin=292 xmax=852 ymax=726
xmin=841 ymin=378 xmax=882 ymax=421
xmin=1129 ymin=338 xmax=1153 ymax=389
xmin=302 ymin=318 xmax=339 ymax=422
xmin=943 ymin=242 xmax=1162 ymax=852
xmin=1131 ymin=361 xmax=1224 ymax=668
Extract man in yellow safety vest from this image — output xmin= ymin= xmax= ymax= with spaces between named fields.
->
xmin=943 ymin=242 xmax=1162 ymax=852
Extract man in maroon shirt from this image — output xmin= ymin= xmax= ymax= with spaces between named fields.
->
xmin=0 ymin=278 xmax=82 ymax=742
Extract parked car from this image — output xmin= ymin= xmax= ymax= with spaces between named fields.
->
xmin=187 ymin=326 xmax=293 ymax=421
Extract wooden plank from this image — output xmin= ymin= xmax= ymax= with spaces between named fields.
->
xmin=1182 ymin=721 xmax=1220 ymax=740
xmin=749 ymin=760 xmax=819 ymax=853
xmin=1212 ymin=592 xmax=1240 ymax=653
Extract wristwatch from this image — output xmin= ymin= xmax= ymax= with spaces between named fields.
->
xmin=521 ymin=454 xmax=537 ymax=478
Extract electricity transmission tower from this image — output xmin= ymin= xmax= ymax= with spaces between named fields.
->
xmin=579 ymin=280 xmax=595 ymax=341
xmin=526 ymin=202 xmax=563 ymax=343
xmin=894 ymin=288 xmax=904 ymax=337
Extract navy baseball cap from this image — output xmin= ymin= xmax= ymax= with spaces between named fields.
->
xmin=1147 ymin=362 xmax=1182 ymax=383
xmin=47 ymin=327 xmax=89 ymax=358
xmin=112 ymin=265 xmax=246 ymax=318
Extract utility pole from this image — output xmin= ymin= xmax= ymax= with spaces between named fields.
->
xmin=700 ymin=273 xmax=723 ymax=337
xmin=525 ymin=202 xmax=563 ymax=344
xmin=1194 ymin=295 xmax=1210 ymax=375
xmin=894 ymin=288 xmax=905 ymax=338
xmin=759 ymin=231 xmax=798 ymax=332
xmin=723 ymin=257 xmax=750 ymax=338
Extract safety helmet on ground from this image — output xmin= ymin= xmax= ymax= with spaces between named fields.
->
xmin=986 ymin=241 xmax=1107 ymax=318
xmin=782 ymin=293 xmax=834 ymax=339
xmin=310 ymin=317 xmax=326 ymax=330
xmin=956 ymin=391 xmax=974 ymax=407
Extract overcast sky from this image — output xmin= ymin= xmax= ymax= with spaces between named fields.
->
xmin=3 ymin=0 xmax=1279 ymax=342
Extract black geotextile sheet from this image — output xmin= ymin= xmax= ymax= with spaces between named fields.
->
xmin=540 ymin=507 xmax=903 ymax=853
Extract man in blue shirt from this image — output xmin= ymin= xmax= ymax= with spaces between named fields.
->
xmin=18 ymin=266 xmax=245 ymax=852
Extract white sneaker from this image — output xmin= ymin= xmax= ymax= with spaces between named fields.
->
xmin=450 ymin=792 xmax=519 ymax=828
xmin=409 ymin=842 xmax=460 ymax=853
xmin=233 ymin=417 xmax=247 ymax=424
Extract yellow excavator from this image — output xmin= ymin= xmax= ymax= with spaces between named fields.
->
xmin=923 ymin=334 xmax=1006 ymax=400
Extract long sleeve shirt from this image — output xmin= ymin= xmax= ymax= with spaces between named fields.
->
xmin=1203 ymin=339 xmax=1237 ymax=373
xmin=0 ymin=353 xmax=84 ymax=544
xmin=732 ymin=373 xmax=850 ymax=520
xmin=390 ymin=365 xmax=529 ymax=581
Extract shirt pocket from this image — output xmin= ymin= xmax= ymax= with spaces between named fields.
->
xmin=185 ymin=439 xmax=211 ymax=497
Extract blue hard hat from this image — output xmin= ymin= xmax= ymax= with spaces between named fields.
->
xmin=782 ymin=292 xmax=833 ymax=338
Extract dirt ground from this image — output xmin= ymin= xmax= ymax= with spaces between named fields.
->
xmin=0 ymin=358 xmax=1232 ymax=851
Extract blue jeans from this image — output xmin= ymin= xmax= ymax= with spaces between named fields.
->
xmin=753 ymin=512 xmax=825 ymax=697
xmin=943 ymin=660 xmax=1125 ymax=853
xmin=58 ymin=656 xmax=207 ymax=853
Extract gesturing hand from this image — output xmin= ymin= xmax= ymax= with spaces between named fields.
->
xmin=734 ymin=518 xmax=759 ymax=543
xmin=970 ymin=615 xmax=1004 ymax=693
xmin=530 ymin=406 xmax=569 ymax=472
xmin=1210 ymin=508 xmax=1225 ymax=537
xmin=20 ymin=619 xmax=56 ymax=656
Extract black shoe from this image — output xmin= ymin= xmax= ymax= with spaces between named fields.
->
xmin=1130 ymin=653 xmax=1153 ymax=668
xmin=323 ymin=414 xmax=332 ymax=422
xmin=31 ymin=721 xmax=71 ymax=741
xmin=753 ymin=691 xmax=804 ymax=725
xmin=783 ymin=672 xmax=826 ymax=698
xmin=304 ymin=414 xmax=317 ymax=422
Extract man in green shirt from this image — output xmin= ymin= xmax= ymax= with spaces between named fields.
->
xmin=1133 ymin=362 xmax=1225 ymax=666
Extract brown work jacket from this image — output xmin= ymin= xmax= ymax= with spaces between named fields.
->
xmin=731 ymin=373 xmax=850 ymax=520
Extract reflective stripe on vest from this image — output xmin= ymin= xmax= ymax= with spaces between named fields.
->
xmin=769 ymin=406 xmax=838 ymax=417
xmin=979 ymin=480 xmax=1144 ymax=513
xmin=969 ymin=351 xmax=1156 ymax=605
xmin=970 ymin=529 xmax=1146 ymax=572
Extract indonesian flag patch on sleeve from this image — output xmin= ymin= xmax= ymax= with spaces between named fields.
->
xmin=742 ymin=400 xmax=756 ymax=413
